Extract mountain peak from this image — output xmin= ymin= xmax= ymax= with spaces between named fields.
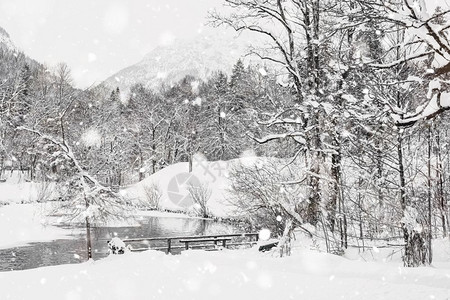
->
xmin=0 ymin=26 xmax=10 ymax=39
xmin=102 ymin=33 xmax=253 ymax=92
xmin=0 ymin=26 xmax=18 ymax=52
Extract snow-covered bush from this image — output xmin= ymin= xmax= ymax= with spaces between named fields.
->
xmin=142 ymin=182 xmax=162 ymax=210
xmin=227 ymin=158 xmax=309 ymax=255
xmin=108 ymin=237 xmax=130 ymax=255
xmin=187 ymin=182 xmax=211 ymax=218
xmin=34 ymin=181 xmax=57 ymax=203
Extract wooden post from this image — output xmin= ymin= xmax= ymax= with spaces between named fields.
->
xmin=185 ymin=241 xmax=189 ymax=250
xmin=85 ymin=216 xmax=92 ymax=259
xmin=167 ymin=239 xmax=172 ymax=254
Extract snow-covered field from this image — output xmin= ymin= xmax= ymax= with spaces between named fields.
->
xmin=1 ymin=245 xmax=449 ymax=300
xmin=0 ymin=203 xmax=72 ymax=250
xmin=0 ymin=171 xmax=58 ymax=204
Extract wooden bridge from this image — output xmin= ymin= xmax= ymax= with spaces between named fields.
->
xmin=121 ymin=233 xmax=261 ymax=254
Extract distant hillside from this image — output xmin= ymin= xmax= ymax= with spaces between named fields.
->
xmin=102 ymin=33 xmax=254 ymax=92
xmin=0 ymin=26 xmax=18 ymax=52
xmin=0 ymin=25 xmax=43 ymax=79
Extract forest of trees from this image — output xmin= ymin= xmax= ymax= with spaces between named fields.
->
xmin=1 ymin=0 xmax=450 ymax=266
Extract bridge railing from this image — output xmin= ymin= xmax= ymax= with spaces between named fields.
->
xmin=120 ymin=233 xmax=259 ymax=254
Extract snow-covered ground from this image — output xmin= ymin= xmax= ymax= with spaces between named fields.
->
xmin=0 ymin=203 xmax=73 ymax=250
xmin=0 ymin=156 xmax=243 ymax=252
xmin=1 ymin=245 xmax=449 ymax=300
xmin=0 ymin=171 xmax=58 ymax=204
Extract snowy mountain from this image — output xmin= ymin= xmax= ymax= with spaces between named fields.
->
xmin=0 ymin=26 xmax=18 ymax=52
xmin=102 ymin=34 xmax=254 ymax=92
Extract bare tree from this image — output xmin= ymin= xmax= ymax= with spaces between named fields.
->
xmin=14 ymin=65 xmax=128 ymax=259
xmin=227 ymin=158 xmax=313 ymax=255
xmin=142 ymin=182 xmax=162 ymax=210
xmin=188 ymin=182 xmax=212 ymax=218
xmin=18 ymin=126 xmax=127 ymax=259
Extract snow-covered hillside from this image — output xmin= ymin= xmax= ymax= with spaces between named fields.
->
xmin=0 ymin=26 xmax=18 ymax=52
xmin=124 ymin=155 xmax=238 ymax=217
xmin=102 ymin=33 xmax=253 ymax=92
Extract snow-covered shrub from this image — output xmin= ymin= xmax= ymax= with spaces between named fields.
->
xmin=187 ymin=182 xmax=211 ymax=218
xmin=227 ymin=158 xmax=311 ymax=256
xmin=401 ymin=206 xmax=429 ymax=266
xmin=108 ymin=237 xmax=130 ymax=255
xmin=35 ymin=181 xmax=56 ymax=203
xmin=142 ymin=182 xmax=162 ymax=210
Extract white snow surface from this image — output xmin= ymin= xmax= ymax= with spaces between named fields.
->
xmin=0 ymin=171 xmax=59 ymax=204
xmin=0 ymin=245 xmax=449 ymax=299
xmin=0 ymin=203 xmax=72 ymax=250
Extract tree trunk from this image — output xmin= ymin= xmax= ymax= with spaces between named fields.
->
xmin=357 ymin=178 xmax=364 ymax=250
xmin=328 ymin=151 xmax=339 ymax=233
xmin=306 ymin=137 xmax=321 ymax=225
xmin=84 ymin=191 xmax=92 ymax=260
xmin=427 ymin=125 xmax=433 ymax=264
xmin=152 ymin=128 xmax=157 ymax=174
xmin=0 ymin=151 xmax=4 ymax=178
xmin=139 ymin=148 xmax=144 ymax=181
xmin=435 ymin=130 xmax=447 ymax=237
xmin=279 ymin=218 xmax=294 ymax=257
xmin=85 ymin=216 xmax=92 ymax=260
xmin=304 ymin=0 xmax=323 ymax=226
xmin=218 ymin=107 xmax=226 ymax=160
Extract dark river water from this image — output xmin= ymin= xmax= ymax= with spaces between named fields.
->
xmin=0 ymin=216 xmax=240 ymax=272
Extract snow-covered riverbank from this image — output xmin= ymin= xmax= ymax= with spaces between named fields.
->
xmin=0 ymin=202 xmax=223 ymax=250
xmin=0 ymin=203 xmax=73 ymax=250
xmin=0 ymin=160 xmax=232 ymax=251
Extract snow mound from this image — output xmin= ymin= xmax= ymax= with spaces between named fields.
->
xmin=124 ymin=157 xmax=237 ymax=217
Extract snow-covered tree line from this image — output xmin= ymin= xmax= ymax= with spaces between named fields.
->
xmin=0 ymin=54 xmax=282 ymax=182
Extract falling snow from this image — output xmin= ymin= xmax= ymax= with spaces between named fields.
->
xmin=80 ymin=128 xmax=102 ymax=148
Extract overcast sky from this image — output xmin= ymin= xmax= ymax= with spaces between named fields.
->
xmin=0 ymin=0 xmax=225 ymax=88
xmin=0 ymin=0 xmax=447 ymax=89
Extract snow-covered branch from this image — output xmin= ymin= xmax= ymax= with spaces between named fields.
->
xmin=395 ymin=90 xmax=450 ymax=127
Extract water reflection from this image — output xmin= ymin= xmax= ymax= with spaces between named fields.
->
xmin=0 ymin=216 xmax=237 ymax=272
